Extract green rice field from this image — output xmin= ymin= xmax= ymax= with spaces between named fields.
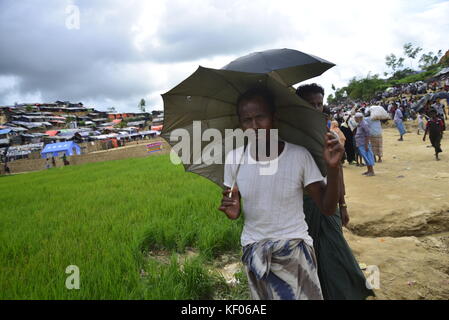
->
xmin=0 ymin=155 xmax=247 ymax=299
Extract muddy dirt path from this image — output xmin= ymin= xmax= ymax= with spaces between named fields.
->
xmin=343 ymin=125 xmax=449 ymax=299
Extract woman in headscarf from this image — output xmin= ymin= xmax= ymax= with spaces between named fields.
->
xmin=330 ymin=120 xmax=346 ymax=146
xmin=340 ymin=115 xmax=356 ymax=164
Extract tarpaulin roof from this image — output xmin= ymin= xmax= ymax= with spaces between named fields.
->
xmin=435 ymin=67 xmax=449 ymax=77
xmin=41 ymin=141 xmax=81 ymax=158
xmin=45 ymin=130 xmax=60 ymax=136
xmin=0 ymin=129 xmax=12 ymax=135
xmin=151 ymin=125 xmax=163 ymax=131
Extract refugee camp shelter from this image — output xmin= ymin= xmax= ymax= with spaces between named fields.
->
xmin=40 ymin=141 xmax=81 ymax=158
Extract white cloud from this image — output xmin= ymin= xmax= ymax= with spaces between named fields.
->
xmin=0 ymin=0 xmax=448 ymax=111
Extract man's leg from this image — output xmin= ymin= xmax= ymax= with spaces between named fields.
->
xmin=244 ymin=266 xmax=271 ymax=300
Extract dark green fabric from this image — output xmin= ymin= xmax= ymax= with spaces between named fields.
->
xmin=303 ymin=194 xmax=375 ymax=300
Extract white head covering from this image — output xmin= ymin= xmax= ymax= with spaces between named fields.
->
xmin=355 ymin=112 xmax=364 ymax=118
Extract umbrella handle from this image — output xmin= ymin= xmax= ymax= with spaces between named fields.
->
xmin=227 ymin=143 xmax=247 ymax=198
xmin=228 ymin=181 xmax=237 ymax=198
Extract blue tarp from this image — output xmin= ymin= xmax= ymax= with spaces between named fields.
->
xmin=0 ymin=129 xmax=12 ymax=135
xmin=40 ymin=141 xmax=81 ymax=158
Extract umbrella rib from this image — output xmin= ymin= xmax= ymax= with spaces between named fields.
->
xmin=277 ymin=109 xmax=325 ymax=146
xmin=210 ymin=69 xmax=251 ymax=95
xmin=167 ymin=93 xmax=236 ymax=109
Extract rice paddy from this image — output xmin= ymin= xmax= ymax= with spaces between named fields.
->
xmin=0 ymin=155 xmax=247 ymax=299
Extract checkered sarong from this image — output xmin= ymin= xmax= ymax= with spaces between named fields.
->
xmin=242 ymin=239 xmax=323 ymax=300
xmin=369 ymin=135 xmax=383 ymax=157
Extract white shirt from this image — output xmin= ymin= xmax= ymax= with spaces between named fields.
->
xmin=223 ymin=142 xmax=324 ymax=247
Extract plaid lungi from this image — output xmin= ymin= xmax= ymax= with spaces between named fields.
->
xmin=369 ymin=135 xmax=383 ymax=157
xmin=242 ymin=239 xmax=323 ymax=300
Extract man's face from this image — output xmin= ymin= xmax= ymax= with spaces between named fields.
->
xmin=355 ymin=116 xmax=362 ymax=124
xmin=238 ymin=96 xmax=274 ymax=139
xmin=304 ymin=93 xmax=324 ymax=112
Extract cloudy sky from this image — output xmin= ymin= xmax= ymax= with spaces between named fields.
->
xmin=1 ymin=0 xmax=448 ymax=112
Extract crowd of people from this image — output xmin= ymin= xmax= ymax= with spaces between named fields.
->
xmin=324 ymin=78 xmax=448 ymax=164
xmin=376 ymin=75 xmax=449 ymax=100
xmin=216 ymin=70 xmax=448 ymax=301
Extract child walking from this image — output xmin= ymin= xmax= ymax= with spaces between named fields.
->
xmin=417 ymin=111 xmax=427 ymax=135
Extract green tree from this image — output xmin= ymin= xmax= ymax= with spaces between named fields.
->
xmin=118 ymin=120 xmax=128 ymax=128
xmin=419 ymin=50 xmax=443 ymax=70
xmin=385 ymin=54 xmax=404 ymax=74
xmin=65 ymin=116 xmax=75 ymax=123
xmin=138 ymin=99 xmax=146 ymax=113
xmin=403 ymin=42 xmax=422 ymax=69
xmin=403 ymin=42 xmax=422 ymax=60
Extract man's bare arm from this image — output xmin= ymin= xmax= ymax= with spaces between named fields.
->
xmin=305 ymin=166 xmax=340 ymax=216
xmin=218 ymin=186 xmax=241 ymax=220
xmin=304 ymin=133 xmax=344 ymax=216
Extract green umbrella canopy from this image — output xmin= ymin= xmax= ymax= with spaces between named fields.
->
xmin=161 ymin=66 xmax=327 ymax=188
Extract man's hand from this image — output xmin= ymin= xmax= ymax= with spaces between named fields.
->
xmin=323 ymin=132 xmax=345 ymax=168
xmin=218 ymin=186 xmax=240 ymax=220
xmin=340 ymin=206 xmax=350 ymax=227
xmin=422 ymin=136 xmax=426 ymax=141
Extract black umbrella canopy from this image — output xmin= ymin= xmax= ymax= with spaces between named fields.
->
xmin=222 ymin=48 xmax=336 ymax=86
xmin=161 ymin=66 xmax=327 ymax=187
xmin=431 ymin=92 xmax=449 ymax=101
xmin=412 ymin=92 xmax=449 ymax=111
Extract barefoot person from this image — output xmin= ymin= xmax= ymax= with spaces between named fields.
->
xmin=365 ymin=111 xmax=383 ymax=163
xmin=219 ymin=87 xmax=344 ymax=300
xmin=394 ymin=105 xmax=406 ymax=141
xmin=354 ymin=113 xmax=375 ymax=176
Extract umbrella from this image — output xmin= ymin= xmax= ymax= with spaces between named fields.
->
xmin=412 ymin=94 xmax=433 ymax=111
xmin=412 ymin=92 xmax=449 ymax=111
xmin=221 ymin=48 xmax=335 ymax=86
xmin=161 ymin=66 xmax=327 ymax=188
xmin=431 ymin=92 xmax=449 ymax=101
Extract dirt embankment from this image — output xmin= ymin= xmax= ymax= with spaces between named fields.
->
xmin=343 ymin=126 xmax=449 ymax=299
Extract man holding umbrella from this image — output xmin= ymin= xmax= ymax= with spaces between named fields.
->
xmin=219 ymin=87 xmax=345 ymax=300
xmin=163 ymin=48 xmax=371 ymax=300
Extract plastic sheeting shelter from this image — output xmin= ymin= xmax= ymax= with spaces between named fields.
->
xmin=40 ymin=141 xmax=81 ymax=158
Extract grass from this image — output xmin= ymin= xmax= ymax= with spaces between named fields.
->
xmin=0 ymin=154 xmax=247 ymax=299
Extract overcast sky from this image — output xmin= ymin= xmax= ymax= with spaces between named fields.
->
xmin=1 ymin=0 xmax=448 ymax=112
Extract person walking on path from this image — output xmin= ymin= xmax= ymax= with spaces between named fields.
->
xmin=417 ymin=111 xmax=427 ymax=135
xmin=365 ymin=112 xmax=383 ymax=163
xmin=423 ymin=110 xmax=444 ymax=161
xmin=394 ymin=106 xmax=406 ymax=141
xmin=219 ymin=87 xmax=345 ymax=300
xmin=62 ymin=154 xmax=70 ymax=166
xmin=354 ymin=113 xmax=375 ymax=176
xmin=295 ymin=85 xmax=374 ymax=300
xmin=340 ymin=115 xmax=356 ymax=165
